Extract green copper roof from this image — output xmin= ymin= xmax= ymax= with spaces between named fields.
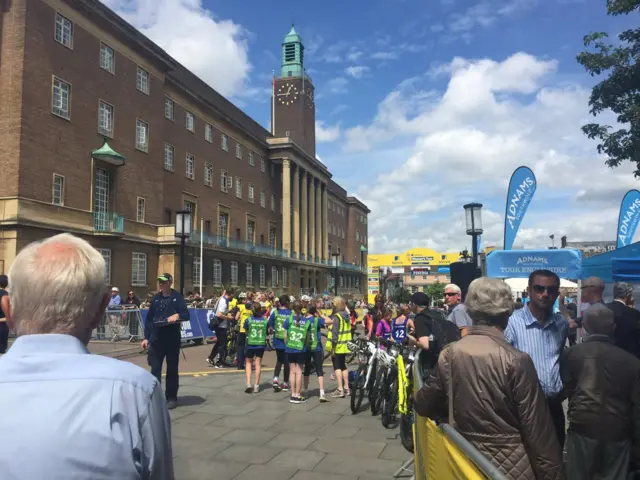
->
xmin=360 ymin=245 xmax=368 ymax=252
xmin=284 ymin=24 xmax=301 ymax=43
xmin=92 ymin=139 xmax=126 ymax=166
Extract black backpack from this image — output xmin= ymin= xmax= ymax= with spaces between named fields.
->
xmin=421 ymin=308 xmax=461 ymax=357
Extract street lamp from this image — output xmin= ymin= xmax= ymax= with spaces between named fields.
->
xmin=332 ymin=252 xmax=340 ymax=296
xmin=175 ymin=210 xmax=192 ymax=295
xmin=463 ymin=203 xmax=483 ymax=267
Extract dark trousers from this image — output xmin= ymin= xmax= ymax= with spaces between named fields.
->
xmin=547 ymin=396 xmax=566 ymax=449
xmin=148 ymin=328 xmax=180 ymax=401
xmin=236 ymin=332 xmax=246 ymax=369
xmin=274 ymin=348 xmax=290 ymax=383
xmin=0 ymin=322 xmax=9 ymax=354
xmin=566 ymin=430 xmax=631 ymax=480
xmin=209 ymin=327 xmax=228 ymax=364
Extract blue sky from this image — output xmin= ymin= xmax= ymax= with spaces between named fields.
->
xmin=104 ymin=0 xmax=638 ymax=253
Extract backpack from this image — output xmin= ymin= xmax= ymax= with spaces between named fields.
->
xmin=419 ymin=308 xmax=461 ymax=357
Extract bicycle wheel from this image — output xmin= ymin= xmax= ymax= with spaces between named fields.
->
xmin=371 ymin=367 xmax=386 ymax=416
xmin=400 ymin=393 xmax=414 ymax=453
xmin=381 ymin=368 xmax=398 ymax=428
xmin=350 ymin=364 xmax=367 ymax=414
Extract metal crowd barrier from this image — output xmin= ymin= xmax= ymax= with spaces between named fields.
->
xmin=94 ymin=308 xmax=144 ymax=342
xmin=411 ymin=350 xmax=508 ymax=480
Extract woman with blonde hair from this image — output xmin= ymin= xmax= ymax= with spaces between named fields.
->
xmin=328 ymin=296 xmax=352 ymax=398
xmin=415 ymin=277 xmax=563 ymax=480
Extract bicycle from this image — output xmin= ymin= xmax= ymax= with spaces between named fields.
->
xmin=349 ymin=337 xmax=378 ymax=414
xmin=398 ymin=344 xmax=417 ymax=453
xmin=224 ymin=321 xmax=239 ymax=366
xmin=370 ymin=340 xmax=398 ymax=416
xmin=381 ymin=340 xmax=416 ymax=434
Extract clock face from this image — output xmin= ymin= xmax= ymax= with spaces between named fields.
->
xmin=276 ymin=82 xmax=299 ymax=105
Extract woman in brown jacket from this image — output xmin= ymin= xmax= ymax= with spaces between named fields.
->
xmin=415 ymin=277 xmax=564 ymax=480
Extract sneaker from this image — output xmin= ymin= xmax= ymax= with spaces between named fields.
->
xmin=281 ymin=382 xmax=290 ymax=392
xmin=289 ymin=396 xmax=300 ymax=404
xmin=273 ymin=381 xmax=282 ymax=392
xmin=319 ymin=394 xmax=330 ymax=403
xmin=215 ymin=364 xmax=223 ymax=369
xmin=298 ymin=396 xmax=307 ymax=403
xmin=166 ymin=399 xmax=178 ymax=410
xmin=245 ymin=384 xmax=252 ymax=394
xmin=331 ymin=390 xmax=345 ymax=398
xmin=206 ymin=357 xmax=215 ymax=366
xmin=253 ymin=385 xmax=260 ymax=394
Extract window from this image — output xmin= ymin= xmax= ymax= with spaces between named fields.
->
xmin=220 ymin=170 xmax=231 ymax=193
xmin=340 ymin=275 xmax=345 ymax=288
xmin=235 ymin=177 xmax=242 ymax=199
xmin=248 ymin=151 xmax=255 ymax=167
xmin=247 ymin=220 xmax=255 ymax=243
xmin=98 ymin=101 xmax=114 ymax=137
xmin=52 ymin=77 xmax=71 ymax=119
xmin=270 ymin=195 xmax=275 ymax=211
xmin=282 ymin=268 xmax=287 ymax=287
xmin=204 ymin=162 xmax=213 ymax=187
xmin=260 ymin=190 xmax=266 ymax=208
xmin=136 ymin=119 xmax=148 ymax=152
xmin=131 ymin=252 xmax=147 ymax=286
xmin=52 ymin=174 xmax=64 ymax=205
xmin=248 ymin=183 xmax=255 ymax=203
xmin=54 ymin=13 xmax=73 ymax=48
xmin=97 ymin=248 xmax=111 ymax=284
xmin=356 ymin=230 xmax=360 ymax=241
xmin=221 ymin=134 xmax=228 ymax=151
xmin=246 ymin=263 xmax=253 ymax=286
xmin=205 ymin=123 xmax=212 ymax=142
xmin=213 ymin=259 xmax=222 ymax=286
xmin=164 ymin=143 xmax=174 ymax=170
xmin=235 ymin=143 xmax=242 ymax=159
xmin=185 ymin=111 xmax=194 ymax=132
xmin=269 ymin=227 xmax=276 ymax=248
xmin=99 ymin=43 xmax=115 ymax=73
xmin=136 ymin=197 xmax=145 ymax=222
xmin=260 ymin=157 xmax=266 ymax=173
xmin=192 ymin=257 xmax=201 ymax=285
xmin=271 ymin=266 xmax=278 ymax=287
xmin=259 ymin=265 xmax=266 ymax=287
xmin=219 ymin=213 xmax=229 ymax=238
xmin=136 ymin=67 xmax=149 ymax=94
xmin=164 ymin=97 xmax=174 ymax=120
xmin=230 ymin=261 xmax=238 ymax=286
xmin=185 ymin=153 xmax=195 ymax=179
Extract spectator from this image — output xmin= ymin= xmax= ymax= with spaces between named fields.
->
xmin=606 ymin=282 xmax=640 ymax=358
xmin=0 ymin=274 xmax=10 ymax=354
xmin=123 ymin=289 xmax=141 ymax=308
xmin=444 ymin=283 xmax=473 ymax=336
xmin=561 ymin=304 xmax=640 ymax=480
xmin=505 ymin=269 xmax=568 ymax=449
xmin=0 ymin=233 xmax=173 ymax=479
xmin=415 ymin=277 xmax=563 ymax=480
xmin=207 ymin=289 xmax=234 ymax=368
xmin=108 ymin=286 xmax=122 ymax=308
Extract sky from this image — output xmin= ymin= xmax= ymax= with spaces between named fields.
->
xmin=102 ymin=0 xmax=639 ymax=254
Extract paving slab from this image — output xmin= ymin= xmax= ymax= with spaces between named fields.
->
xmin=267 ymin=449 xmax=326 ymax=471
xmin=309 ymin=437 xmax=387 ymax=457
xmin=170 ymin=438 xmax=232 ymax=459
xmin=279 ymin=411 xmax=341 ymax=426
xmin=290 ymin=471 xmax=359 ymax=480
xmin=379 ymin=443 xmax=412 ymax=461
xmin=312 ymin=453 xmax=401 ymax=478
xmin=211 ymin=414 xmax=281 ymax=430
xmin=171 ymin=422 xmax=232 ymax=441
xmin=232 ymin=464 xmax=298 ymax=480
xmin=195 ymin=402 xmax=258 ymax=416
xmin=219 ymin=428 xmax=279 ymax=446
xmin=351 ymin=426 xmax=400 ymax=442
xmin=172 ymin=457 xmax=248 ymax=480
xmin=176 ymin=411 xmax=224 ymax=426
xmin=265 ymin=432 xmax=318 ymax=450
xmin=313 ymin=424 xmax=360 ymax=439
xmin=269 ymin=420 xmax=326 ymax=435
xmin=214 ymin=444 xmax=283 ymax=465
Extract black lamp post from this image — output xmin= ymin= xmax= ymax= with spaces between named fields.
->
xmin=332 ymin=252 xmax=340 ymax=296
xmin=175 ymin=210 xmax=192 ymax=295
xmin=463 ymin=203 xmax=483 ymax=268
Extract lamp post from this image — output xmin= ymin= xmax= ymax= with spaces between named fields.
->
xmin=463 ymin=203 xmax=483 ymax=268
xmin=332 ymin=252 xmax=340 ymax=297
xmin=175 ymin=210 xmax=192 ymax=295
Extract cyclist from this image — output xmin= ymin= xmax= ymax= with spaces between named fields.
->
xmin=375 ymin=307 xmax=393 ymax=342
xmin=302 ymin=303 xmax=332 ymax=403
xmin=392 ymin=305 xmax=414 ymax=343
xmin=244 ymin=301 xmax=267 ymax=393
xmin=364 ymin=306 xmax=375 ymax=338
xmin=235 ymin=292 xmax=253 ymax=371
xmin=283 ymin=301 xmax=311 ymax=403
xmin=267 ymin=294 xmax=291 ymax=392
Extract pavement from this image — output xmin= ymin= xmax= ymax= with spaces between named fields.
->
xmin=89 ymin=341 xmax=413 ymax=480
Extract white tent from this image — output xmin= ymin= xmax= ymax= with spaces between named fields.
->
xmin=504 ymin=277 xmax=577 ymax=294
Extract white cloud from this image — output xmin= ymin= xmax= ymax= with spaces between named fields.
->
xmin=345 ymin=65 xmax=370 ymax=79
xmin=371 ymin=51 xmax=400 ymax=60
xmin=316 ymin=121 xmax=341 ymax=142
xmin=326 ymin=77 xmax=349 ymax=94
xmin=347 ymin=50 xmax=364 ymax=62
xmin=101 ymin=0 xmax=251 ymax=98
xmin=445 ymin=0 xmax=538 ymax=38
xmin=335 ymin=52 xmax=637 ymax=253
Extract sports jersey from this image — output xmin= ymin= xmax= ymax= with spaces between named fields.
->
xmin=375 ymin=320 xmax=391 ymax=340
xmin=392 ymin=316 xmax=409 ymax=342
xmin=237 ymin=303 xmax=252 ymax=333
xmin=283 ymin=315 xmax=311 ymax=353
xmin=267 ymin=308 xmax=291 ymax=350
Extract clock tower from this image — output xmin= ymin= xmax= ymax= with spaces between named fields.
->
xmin=272 ymin=25 xmax=316 ymax=158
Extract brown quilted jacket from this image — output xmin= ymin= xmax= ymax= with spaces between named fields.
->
xmin=415 ymin=326 xmax=565 ymax=480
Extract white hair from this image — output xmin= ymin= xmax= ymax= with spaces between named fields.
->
xmin=9 ymin=233 xmax=108 ymax=338
xmin=444 ymin=284 xmax=461 ymax=294
xmin=465 ymin=277 xmax=514 ymax=326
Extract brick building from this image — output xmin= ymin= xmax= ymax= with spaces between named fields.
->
xmin=0 ymin=0 xmax=369 ymax=297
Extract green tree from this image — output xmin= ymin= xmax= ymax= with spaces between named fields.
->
xmin=425 ymin=282 xmax=446 ymax=303
xmin=390 ymin=287 xmax=412 ymax=304
xmin=577 ymin=0 xmax=640 ymax=176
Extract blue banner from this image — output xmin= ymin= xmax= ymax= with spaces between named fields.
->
xmin=616 ymin=189 xmax=640 ymax=249
xmin=504 ymin=166 xmax=537 ymax=250
xmin=486 ymin=249 xmax=582 ymax=279
xmin=140 ymin=308 xmax=216 ymax=341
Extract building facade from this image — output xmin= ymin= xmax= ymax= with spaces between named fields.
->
xmin=0 ymin=0 xmax=369 ymax=297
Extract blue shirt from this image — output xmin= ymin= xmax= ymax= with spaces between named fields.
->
xmin=283 ymin=315 xmax=311 ymax=353
xmin=505 ymin=305 xmax=569 ymax=397
xmin=392 ymin=317 xmax=408 ymax=342
xmin=243 ymin=316 xmax=267 ymax=351
xmin=268 ymin=308 xmax=291 ymax=350
xmin=108 ymin=294 xmax=122 ymax=307
xmin=144 ymin=290 xmax=190 ymax=342
xmin=309 ymin=315 xmax=326 ymax=352
xmin=0 ymin=334 xmax=174 ymax=479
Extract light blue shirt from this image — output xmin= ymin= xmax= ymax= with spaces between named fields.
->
xmin=109 ymin=294 xmax=122 ymax=307
xmin=505 ymin=305 xmax=569 ymax=397
xmin=0 ymin=334 xmax=174 ymax=480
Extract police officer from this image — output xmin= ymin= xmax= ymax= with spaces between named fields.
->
xmin=141 ymin=273 xmax=189 ymax=409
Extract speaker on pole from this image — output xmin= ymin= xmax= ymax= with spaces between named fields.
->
xmin=449 ymin=262 xmax=481 ymax=301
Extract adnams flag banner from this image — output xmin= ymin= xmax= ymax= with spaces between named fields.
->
xmin=503 ymin=166 xmax=537 ymax=250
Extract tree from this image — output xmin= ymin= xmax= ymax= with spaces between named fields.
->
xmin=577 ymin=0 xmax=640 ymax=176
xmin=390 ymin=287 xmax=412 ymax=304
xmin=425 ymin=282 xmax=446 ymax=303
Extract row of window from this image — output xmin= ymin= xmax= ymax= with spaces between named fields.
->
xmin=329 ymin=222 xmax=346 ymax=239
xmin=192 ymin=258 xmax=286 ymax=288
xmin=328 ymin=199 xmax=346 ymax=216
xmin=95 ymin=249 xmax=147 ymax=286
xmin=355 ymin=230 xmax=367 ymax=245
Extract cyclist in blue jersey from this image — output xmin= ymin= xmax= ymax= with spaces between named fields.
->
xmin=283 ymin=301 xmax=311 ymax=404
xmin=267 ymin=294 xmax=291 ymax=392
xmin=392 ymin=305 xmax=414 ymax=343
xmin=243 ymin=302 xmax=268 ymax=394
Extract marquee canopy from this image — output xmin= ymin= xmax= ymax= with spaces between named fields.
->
xmin=581 ymin=242 xmax=640 ymax=283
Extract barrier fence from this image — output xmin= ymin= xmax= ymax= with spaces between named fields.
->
xmin=412 ymin=351 xmax=508 ymax=480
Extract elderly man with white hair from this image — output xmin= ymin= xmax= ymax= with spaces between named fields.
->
xmin=444 ymin=283 xmax=473 ymax=336
xmin=0 ymin=234 xmax=174 ymax=479
xmin=606 ymin=282 xmax=640 ymax=358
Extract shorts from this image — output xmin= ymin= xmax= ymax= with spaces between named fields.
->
xmin=332 ymin=353 xmax=347 ymax=371
xmin=288 ymin=351 xmax=306 ymax=365
xmin=245 ymin=348 xmax=265 ymax=359
xmin=303 ymin=349 xmax=325 ymax=377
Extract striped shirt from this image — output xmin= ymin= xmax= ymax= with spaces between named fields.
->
xmin=504 ymin=305 xmax=568 ymax=397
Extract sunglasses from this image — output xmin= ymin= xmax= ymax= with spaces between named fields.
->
xmin=531 ymin=285 xmax=559 ymax=295
xmin=444 ymin=292 xmax=458 ymax=297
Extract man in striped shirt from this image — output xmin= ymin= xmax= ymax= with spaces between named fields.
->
xmin=505 ymin=269 xmax=569 ymax=449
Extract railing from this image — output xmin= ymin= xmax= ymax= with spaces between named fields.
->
xmin=340 ymin=261 xmax=366 ymax=273
xmin=413 ymin=351 xmax=508 ymax=480
xmin=94 ymin=308 xmax=143 ymax=341
xmin=93 ymin=211 xmax=124 ymax=233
